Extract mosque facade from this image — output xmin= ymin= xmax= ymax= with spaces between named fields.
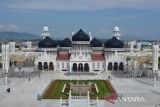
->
xmin=34 ymin=26 xmax=130 ymax=73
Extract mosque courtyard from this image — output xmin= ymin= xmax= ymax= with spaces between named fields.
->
xmin=0 ymin=70 xmax=160 ymax=107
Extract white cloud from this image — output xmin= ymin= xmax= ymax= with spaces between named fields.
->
xmin=0 ymin=24 xmax=20 ymax=32
xmin=2 ymin=0 xmax=160 ymax=11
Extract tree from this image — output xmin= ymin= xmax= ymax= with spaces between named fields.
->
xmin=15 ymin=44 xmax=20 ymax=48
xmin=126 ymin=57 xmax=131 ymax=62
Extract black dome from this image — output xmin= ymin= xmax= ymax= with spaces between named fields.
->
xmin=105 ymin=37 xmax=124 ymax=48
xmin=72 ymin=29 xmax=90 ymax=41
xmin=60 ymin=38 xmax=72 ymax=47
xmin=38 ymin=36 xmax=57 ymax=48
xmin=90 ymin=38 xmax=102 ymax=47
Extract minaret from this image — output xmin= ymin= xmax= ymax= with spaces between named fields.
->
xmin=41 ymin=26 xmax=50 ymax=39
xmin=2 ymin=44 xmax=10 ymax=85
xmin=113 ymin=26 xmax=121 ymax=39
xmin=27 ymin=41 xmax=32 ymax=49
xmin=70 ymin=32 xmax=75 ymax=41
xmin=9 ymin=42 xmax=15 ymax=52
xmin=88 ymin=32 xmax=92 ymax=41
xmin=137 ymin=42 xmax=141 ymax=50
xmin=152 ymin=43 xmax=159 ymax=87
xmin=130 ymin=41 xmax=134 ymax=53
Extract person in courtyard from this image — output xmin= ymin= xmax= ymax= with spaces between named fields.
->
xmin=6 ymin=88 xmax=10 ymax=93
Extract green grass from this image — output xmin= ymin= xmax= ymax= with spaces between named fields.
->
xmin=42 ymin=80 xmax=116 ymax=99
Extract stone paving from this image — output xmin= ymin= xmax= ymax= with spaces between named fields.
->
xmin=0 ymin=69 xmax=160 ymax=107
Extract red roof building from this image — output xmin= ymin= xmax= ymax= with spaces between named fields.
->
xmin=91 ymin=54 xmax=105 ymax=60
xmin=56 ymin=53 xmax=70 ymax=60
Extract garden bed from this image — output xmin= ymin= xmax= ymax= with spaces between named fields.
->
xmin=41 ymin=80 xmax=117 ymax=99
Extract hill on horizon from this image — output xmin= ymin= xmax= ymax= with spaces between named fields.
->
xmin=0 ymin=31 xmax=158 ymax=42
xmin=0 ymin=32 xmax=40 ymax=40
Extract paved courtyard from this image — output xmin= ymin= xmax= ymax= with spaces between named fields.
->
xmin=0 ymin=70 xmax=160 ymax=107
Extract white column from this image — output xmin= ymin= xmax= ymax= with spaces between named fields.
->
xmin=87 ymin=90 xmax=90 ymax=107
xmin=9 ymin=42 xmax=15 ymax=52
xmin=69 ymin=63 xmax=72 ymax=73
xmin=60 ymin=97 xmax=62 ymax=107
xmin=27 ymin=41 xmax=32 ymax=49
xmin=137 ymin=43 xmax=141 ymax=50
xmin=130 ymin=42 xmax=134 ymax=53
xmin=105 ymin=61 xmax=108 ymax=71
xmin=96 ymin=97 xmax=99 ymax=107
xmin=2 ymin=44 xmax=9 ymax=85
xmin=152 ymin=44 xmax=159 ymax=87
xmin=77 ymin=63 xmax=78 ymax=72
xmin=4 ymin=73 xmax=8 ymax=85
xmin=89 ymin=62 xmax=92 ymax=72
xmin=54 ymin=63 xmax=56 ymax=72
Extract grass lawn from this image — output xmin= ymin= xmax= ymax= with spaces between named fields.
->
xmin=42 ymin=80 xmax=117 ymax=99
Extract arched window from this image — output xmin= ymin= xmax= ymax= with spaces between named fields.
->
xmin=57 ymin=63 xmax=59 ymax=69
xmin=97 ymin=63 xmax=100 ymax=69
xmin=119 ymin=62 xmax=124 ymax=70
xmin=38 ymin=62 xmax=42 ymax=70
xmin=49 ymin=62 xmax=54 ymax=70
xmin=62 ymin=62 xmax=64 ymax=69
xmin=84 ymin=63 xmax=89 ymax=72
xmin=72 ymin=63 xmax=77 ymax=72
xmin=108 ymin=62 xmax=112 ymax=70
xmin=102 ymin=63 xmax=105 ymax=68
xmin=44 ymin=62 xmax=48 ymax=71
xmin=78 ymin=63 xmax=83 ymax=72
xmin=114 ymin=62 xmax=118 ymax=70
xmin=93 ymin=63 xmax=95 ymax=69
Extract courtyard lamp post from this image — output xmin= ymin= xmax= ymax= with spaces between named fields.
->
xmin=153 ymin=70 xmax=158 ymax=88
xmin=145 ymin=59 xmax=151 ymax=78
xmin=126 ymin=57 xmax=131 ymax=78
xmin=17 ymin=61 xmax=23 ymax=78
xmin=3 ymin=69 xmax=8 ymax=85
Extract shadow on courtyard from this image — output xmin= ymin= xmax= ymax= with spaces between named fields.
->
xmin=110 ymin=70 xmax=129 ymax=78
xmin=110 ymin=70 xmax=154 ymax=87
xmin=135 ymin=78 xmax=153 ymax=86
xmin=6 ymin=67 xmax=41 ymax=78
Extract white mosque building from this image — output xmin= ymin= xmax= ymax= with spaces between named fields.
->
xmin=1 ymin=25 xmax=159 ymax=86
xmin=34 ymin=26 xmax=129 ymax=73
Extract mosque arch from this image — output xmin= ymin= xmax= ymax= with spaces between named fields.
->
xmin=44 ymin=62 xmax=48 ymax=71
xmin=108 ymin=62 xmax=112 ymax=70
xmin=84 ymin=63 xmax=89 ymax=72
xmin=78 ymin=63 xmax=83 ymax=72
xmin=119 ymin=62 xmax=124 ymax=70
xmin=113 ymin=62 xmax=118 ymax=70
xmin=38 ymin=62 xmax=42 ymax=70
xmin=72 ymin=63 xmax=77 ymax=72
xmin=49 ymin=62 xmax=54 ymax=70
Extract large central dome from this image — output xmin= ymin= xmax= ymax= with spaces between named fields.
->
xmin=38 ymin=36 xmax=57 ymax=48
xmin=72 ymin=29 xmax=90 ymax=41
xmin=105 ymin=37 xmax=124 ymax=48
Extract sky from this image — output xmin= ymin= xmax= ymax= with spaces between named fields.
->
xmin=0 ymin=0 xmax=160 ymax=40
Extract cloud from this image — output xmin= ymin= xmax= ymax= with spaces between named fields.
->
xmin=2 ymin=0 xmax=160 ymax=11
xmin=0 ymin=24 xmax=20 ymax=32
